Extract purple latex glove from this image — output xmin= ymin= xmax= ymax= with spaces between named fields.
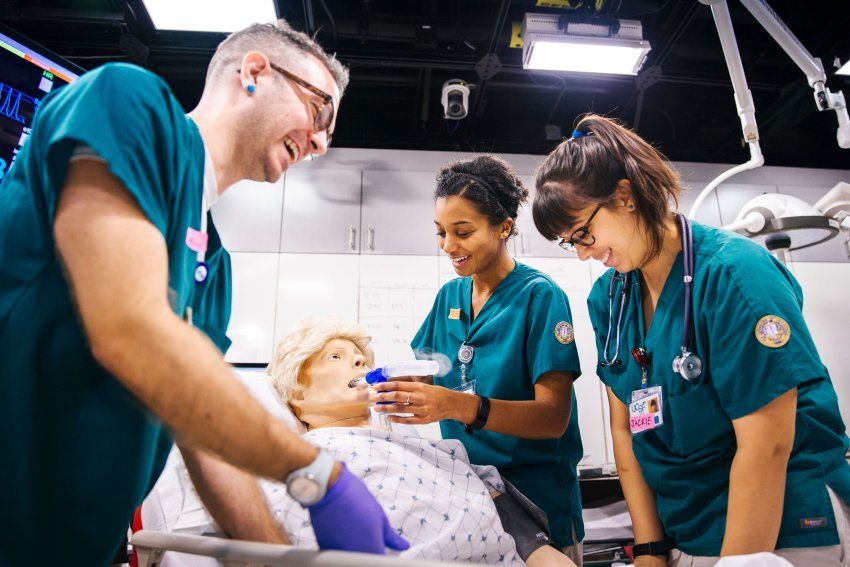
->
xmin=308 ymin=464 xmax=410 ymax=554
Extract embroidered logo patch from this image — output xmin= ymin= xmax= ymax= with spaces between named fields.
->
xmin=448 ymin=308 xmax=461 ymax=320
xmin=755 ymin=315 xmax=791 ymax=348
xmin=554 ymin=321 xmax=574 ymax=345
xmin=800 ymin=517 xmax=828 ymax=529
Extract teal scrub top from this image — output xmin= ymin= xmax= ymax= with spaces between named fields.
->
xmin=411 ymin=261 xmax=585 ymax=547
xmin=0 ymin=63 xmax=232 ymax=566
xmin=588 ymin=221 xmax=850 ymax=556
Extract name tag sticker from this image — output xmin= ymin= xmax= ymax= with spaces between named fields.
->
xmin=186 ymin=227 xmax=208 ymax=253
xmin=629 ymin=386 xmax=663 ymax=434
xmin=448 ymin=308 xmax=461 ymax=320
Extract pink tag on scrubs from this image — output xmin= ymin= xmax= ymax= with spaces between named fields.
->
xmin=185 ymin=227 xmax=208 ymax=253
xmin=629 ymin=386 xmax=663 ymax=434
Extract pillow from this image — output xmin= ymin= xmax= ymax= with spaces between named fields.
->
xmin=232 ymin=369 xmax=307 ymax=435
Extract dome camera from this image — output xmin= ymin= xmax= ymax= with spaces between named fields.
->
xmin=441 ymin=79 xmax=470 ymax=120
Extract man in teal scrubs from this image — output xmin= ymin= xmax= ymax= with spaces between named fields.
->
xmin=410 ymin=263 xmax=586 ymax=551
xmin=0 ymin=21 xmax=406 ymax=565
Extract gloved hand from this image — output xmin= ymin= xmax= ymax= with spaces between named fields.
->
xmin=308 ymin=464 xmax=410 ymax=554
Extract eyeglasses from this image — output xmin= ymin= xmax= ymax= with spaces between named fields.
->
xmin=558 ymin=204 xmax=602 ymax=253
xmin=264 ymin=62 xmax=336 ymax=145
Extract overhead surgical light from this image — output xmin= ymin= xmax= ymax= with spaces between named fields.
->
xmin=725 ymin=183 xmax=850 ymax=261
xmin=521 ymin=14 xmax=650 ymax=75
xmin=837 ymin=59 xmax=850 ymax=77
xmin=141 ymin=0 xmax=277 ymax=32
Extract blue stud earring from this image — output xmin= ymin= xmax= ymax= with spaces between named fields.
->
xmin=246 ymin=84 xmax=255 ymax=94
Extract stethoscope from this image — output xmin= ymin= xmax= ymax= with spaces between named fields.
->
xmin=600 ymin=214 xmax=703 ymax=381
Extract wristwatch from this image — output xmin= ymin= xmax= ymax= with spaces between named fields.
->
xmin=464 ymin=395 xmax=491 ymax=434
xmin=285 ymin=450 xmax=335 ymax=506
xmin=632 ymin=538 xmax=675 ymax=558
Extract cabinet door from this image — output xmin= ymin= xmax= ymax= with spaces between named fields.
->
xmin=280 ymin=168 xmax=362 ymax=254
xmin=274 ymin=253 xmax=360 ymax=341
xmin=212 ymin=178 xmax=284 ymax=253
xmin=780 ymin=186 xmax=849 ymax=263
xmin=360 ymin=171 xmax=440 ymax=256
xmin=514 ymin=175 xmax=568 ymax=258
xmin=225 ymin=253 xmax=279 ymax=363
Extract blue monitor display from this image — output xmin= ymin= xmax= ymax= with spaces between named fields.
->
xmin=0 ymin=25 xmax=83 ymax=181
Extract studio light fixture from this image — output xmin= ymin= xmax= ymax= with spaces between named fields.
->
xmin=141 ymin=0 xmax=277 ymax=33
xmin=521 ymin=14 xmax=650 ymax=75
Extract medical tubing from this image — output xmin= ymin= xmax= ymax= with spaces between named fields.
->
xmin=363 ymin=360 xmax=440 ymax=385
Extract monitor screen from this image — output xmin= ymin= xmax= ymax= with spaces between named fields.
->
xmin=0 ymin=25 xmax=83 ymax=181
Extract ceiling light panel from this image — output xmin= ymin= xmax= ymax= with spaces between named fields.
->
xmin=142 ymin=0 xmax=277 ymax=32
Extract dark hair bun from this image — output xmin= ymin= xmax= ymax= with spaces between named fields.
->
xmin=434 ymin=155 xmax=529 ymax=234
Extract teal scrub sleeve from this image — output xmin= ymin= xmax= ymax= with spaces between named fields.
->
xmin=35 ymin=63 xmax=188 ymax=234
xmin=525 ymin=281 xmax=582 ymax=384
xmin=701 ymin=252 xmax=826 ymax=420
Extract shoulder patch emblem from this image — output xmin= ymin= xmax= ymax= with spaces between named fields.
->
xmin=755 ymin=315 xmax=791 ymax=348
xmin=554 ymin=321 xmax=574 ymax=345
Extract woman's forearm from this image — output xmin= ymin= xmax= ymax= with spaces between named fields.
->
xmin=721 ymin=389 xmax=796 ymax=556
xmin=721 ymin=444 xmax=789 ymax=555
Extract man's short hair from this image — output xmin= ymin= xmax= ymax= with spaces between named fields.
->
xmin=267 ymin=316 xmax=374 ymax=402
xmin=207 ymin=19 xmax=349 ymax=95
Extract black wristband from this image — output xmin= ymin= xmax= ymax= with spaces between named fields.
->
xmin=632 ymin=538 xmax=675 ymax=558
xmin=464 ymin=395 xmax=490 ymax=434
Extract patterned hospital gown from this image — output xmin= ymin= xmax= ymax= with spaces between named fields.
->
xmin=144 ymin=426 xmax=524 ymax=566
xmin=262 ymin=427 xmax=524 ymax=564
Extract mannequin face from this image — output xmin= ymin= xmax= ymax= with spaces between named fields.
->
xmin=288 ymin=338 xmax=372 ymax=428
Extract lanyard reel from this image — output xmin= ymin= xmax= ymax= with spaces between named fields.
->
xmin=193 ymin=194 xmax=209 ymax=285
xmin=600 ymin=214 xmax=702 ymax=382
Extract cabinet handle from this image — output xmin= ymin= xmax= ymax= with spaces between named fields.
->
xmin=520 ymin=232 xmax=527 ymax=255
xmin=348 ymin=225 xmax=356 ymax=251
xmin=367 ymin=226 xmax=375 ymax=251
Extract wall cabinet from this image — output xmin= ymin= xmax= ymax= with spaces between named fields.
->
xmin=361 ymin=171 xmax=440 ymax=256
xmin=280 ymin=168 xmax=363 ymax=254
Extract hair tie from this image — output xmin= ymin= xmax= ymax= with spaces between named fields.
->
xmin=571 ymin=129 xmax=588 ymax=139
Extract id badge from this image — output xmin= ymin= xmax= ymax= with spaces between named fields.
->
xmin=629 ymin=386 xmax=663 ymax=434
xmin=453 ymin=379 xmax=476 ymax=395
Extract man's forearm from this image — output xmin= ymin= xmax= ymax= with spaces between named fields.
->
xmin=97 ymin=310 xmax=318 ymax=481
xmin=181 ymin=446 xmax=289 ymax=543
xmin=721 ymin=446 xmax=788 ymax=555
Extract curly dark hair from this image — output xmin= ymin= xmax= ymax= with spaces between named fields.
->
xmin=434 ymin=155 xmax=529 ymax=236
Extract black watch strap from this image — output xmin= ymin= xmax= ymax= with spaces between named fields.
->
xmin=632 ymin=538 xmax=675 ymax=557
xmin=464 ymin=395 xmax=490 ymax=434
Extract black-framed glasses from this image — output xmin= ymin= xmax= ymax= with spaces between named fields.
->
xmin=558 ymin=204 xmax=602 ymax=253
xmin=267 ymin=62 xmax=336 ymax=144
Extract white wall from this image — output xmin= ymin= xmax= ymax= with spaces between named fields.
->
xmin=214 ymin=147 xmax=850 ymax=469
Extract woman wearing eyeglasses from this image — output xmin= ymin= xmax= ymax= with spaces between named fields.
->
xmin=532 ymin=114 xmax=850 ymax=566
xmin=371 ymin=155 xmax=586 ymax=565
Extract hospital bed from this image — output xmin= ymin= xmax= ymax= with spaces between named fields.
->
xmin=131 ymin=530 xmax=468 ymax=567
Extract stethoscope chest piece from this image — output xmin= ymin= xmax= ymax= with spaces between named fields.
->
xmin=672 ymin=349 xmax=702 ymax=381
